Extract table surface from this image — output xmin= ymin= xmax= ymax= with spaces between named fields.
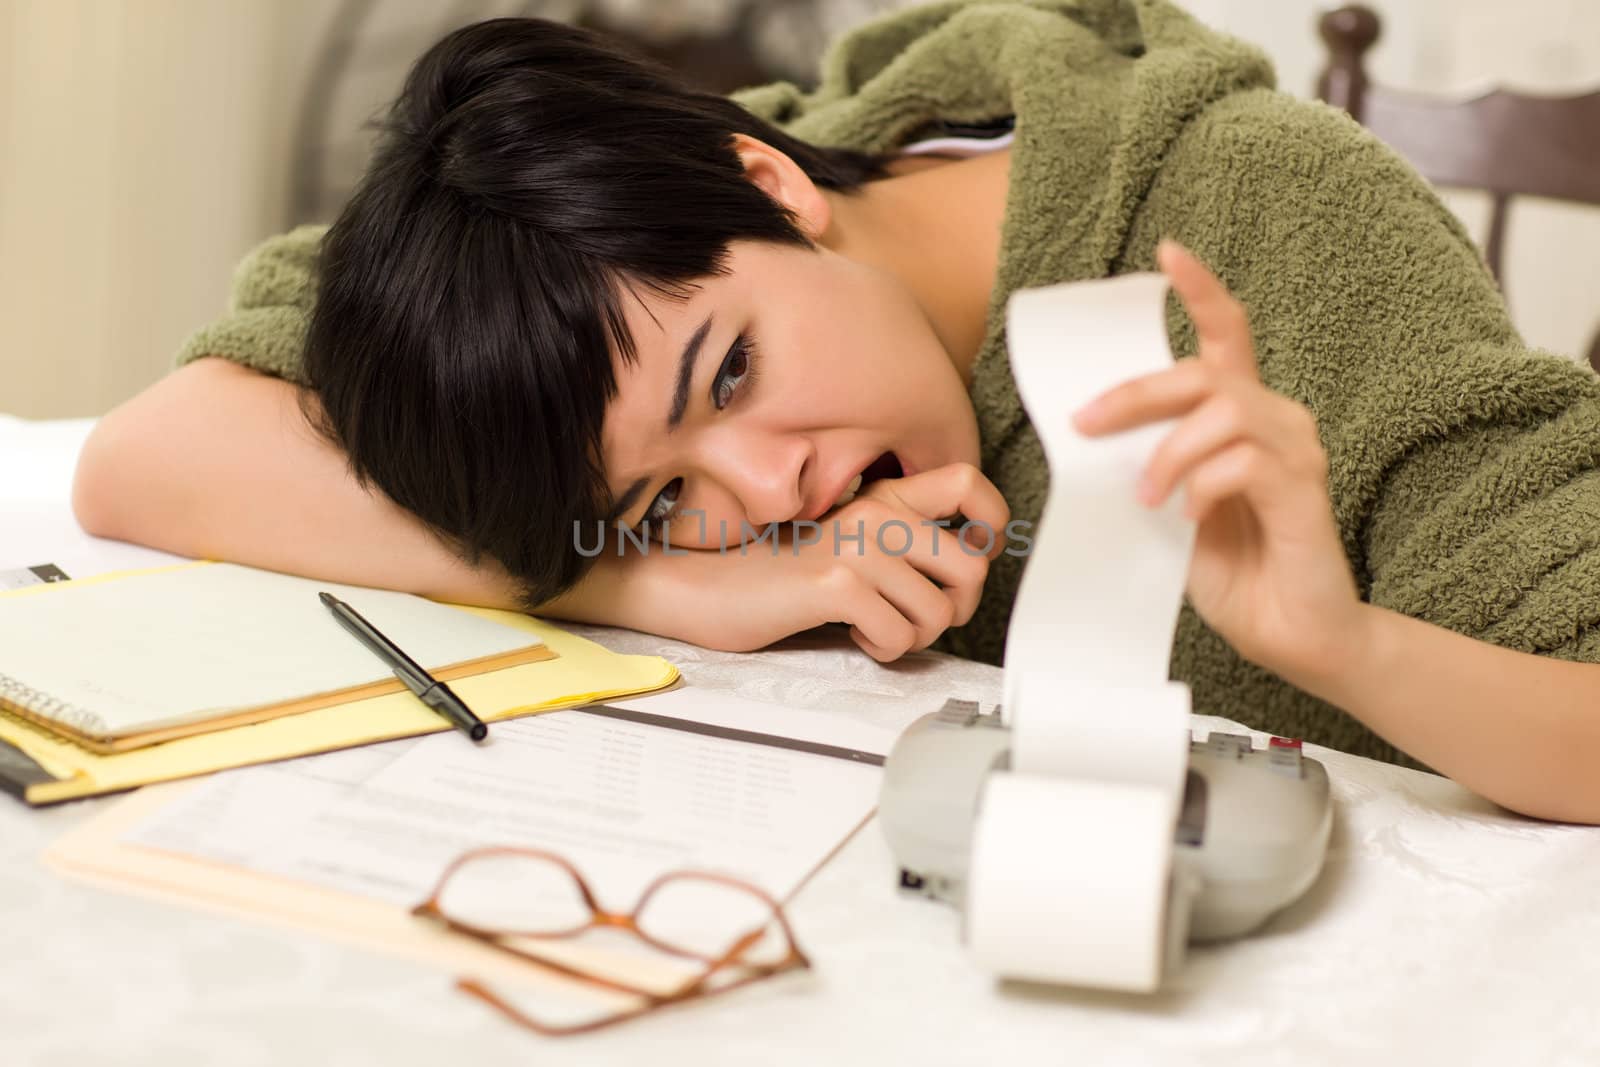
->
xmin=4 ymin=416 xmax=1599 ymax=1067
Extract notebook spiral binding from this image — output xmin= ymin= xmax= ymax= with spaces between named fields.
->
xmin=0 ymin=675 xmax=109 ymax=738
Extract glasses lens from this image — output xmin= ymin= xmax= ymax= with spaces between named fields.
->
xmin=434 ymin=851 xmax=592 ymax=934
xmin=635 ymin=875 xmax=793 ymax=966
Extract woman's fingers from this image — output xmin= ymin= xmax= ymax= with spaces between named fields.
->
xmin=1072 ymin=358 xmax=1213 ymax=435
xmin=1180 ymin=440 xmax=1274 ymax=522
xmin=1157 ymin=240 xmax=1258 ymax=378
xmin=798 ymin=461 xmax=1010 ymax=661
xmin=838 ymin=589 xmax=918 ymax=664
xmin=1136 ymin=387 xmax=1307 ymax=506
xmin=869 ymin=462 xmax=1011 ymax=561
xmin=850 ymin=499 xmax=990 ymax=619
xmin=1076 ymin=241 xmax=1258 ymax=438
xmin=821 ymin=551 xmax=954 ymax=662
xmin=1178 ymin=427 xmax=1326 ymax=525
xmin=861 ymin=555 xmax=959 ymax=654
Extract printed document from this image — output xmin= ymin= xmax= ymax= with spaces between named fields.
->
xmin=123 ymin=705 xmax=882 ymax=915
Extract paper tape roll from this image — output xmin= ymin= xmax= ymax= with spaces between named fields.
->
xmin=965 ymin=772 xmax=1177 ymax=992
xmin=1001 ymin=274 xmax=1197 ymax=766
xmin=1009 ymin=678 xmax=1192 ymax=803
xmin=966 ymin=274 xmax=1202 ymax=993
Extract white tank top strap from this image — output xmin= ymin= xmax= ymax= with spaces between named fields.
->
xmin=898 ymin=129 xmax=1016 ymax=158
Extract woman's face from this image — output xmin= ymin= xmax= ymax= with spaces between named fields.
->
xmin=600 ymin=237 xmax=981 ymax=548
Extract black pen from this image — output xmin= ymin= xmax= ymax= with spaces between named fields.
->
xmin=318 ymin=591 xmax=489 ymax=742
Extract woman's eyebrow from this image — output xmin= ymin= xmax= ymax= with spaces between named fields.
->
xmin=605 ymin=314 xmax=715 ymax=524
xmin=667 ymin=314 xmax=714 ymax=431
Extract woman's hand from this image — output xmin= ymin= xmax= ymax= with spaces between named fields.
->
xmin=1070 ymin=240 xmax=1368 ymax=682
xmin=650 ymin=463 xmax=1008 ymax=662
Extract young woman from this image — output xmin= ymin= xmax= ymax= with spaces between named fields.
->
xmin=73 ymin=1 xmax=1600 ymax=821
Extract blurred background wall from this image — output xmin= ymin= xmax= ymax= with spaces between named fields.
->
xmin=1 ymin=0 xmax=1597 ymax=419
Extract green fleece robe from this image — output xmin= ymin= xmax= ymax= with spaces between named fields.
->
xmin=177 ymin=0 xmax=1600 ymax=771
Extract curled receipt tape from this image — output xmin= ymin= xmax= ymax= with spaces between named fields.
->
xmin=881 ymin=274 xmax=1331 ymax=993
xmin=947 ymin=273 xmax=1337 ymax=991
xmin=1000 ymin=274 xmax=1198 ymax=726
xmin=968 ymin=273 xmax=1195 ymax=992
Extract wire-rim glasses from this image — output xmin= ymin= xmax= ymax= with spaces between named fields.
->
xmin=411 ymin=845 xmax=811 ymax=1036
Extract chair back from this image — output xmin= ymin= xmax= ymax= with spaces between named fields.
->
xmin=1316 ymin=4 xmax=1600 ymax=371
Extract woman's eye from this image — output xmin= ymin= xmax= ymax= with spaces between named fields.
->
xmin=642 ymin=478 xmax=682 ymax=526
xmin=713 ymin=333 xmax=755 ymax=410
xmin=635 ymin=332 xmax=755 ymax=531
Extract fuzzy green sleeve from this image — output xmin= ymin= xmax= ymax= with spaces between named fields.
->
xmin=173 ymin=224 xmax=329 ymax=386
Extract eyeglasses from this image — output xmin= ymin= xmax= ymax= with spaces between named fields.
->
xmin=410 ymin=846 xmax=811 ymax=1036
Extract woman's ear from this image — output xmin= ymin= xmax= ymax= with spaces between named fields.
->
xmin=731 ymin=134 xmax=832 ymax=240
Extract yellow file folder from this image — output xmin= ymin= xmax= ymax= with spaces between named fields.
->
xmin=0 ymin=598 xmax=679 ymax=805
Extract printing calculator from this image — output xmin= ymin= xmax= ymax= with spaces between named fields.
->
xmin=879 ymin=699 xmax=1333 ymax=943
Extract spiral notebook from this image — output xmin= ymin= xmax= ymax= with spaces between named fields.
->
xmin=0 ymin=561 xmax=556 ymax=753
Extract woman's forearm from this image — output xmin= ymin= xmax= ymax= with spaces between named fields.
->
xmin=534 ymin=548 xmax=691 ymax=632
xmin=1284 ymin=604 xmax=1600 ymax=823
xmin=538 ymin=546 xmax=783 ymax=652
xmin=73 ymin=359 xmax=519 ymax=609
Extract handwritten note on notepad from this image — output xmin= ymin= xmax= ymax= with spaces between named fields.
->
xmin=0 ymin=562 xmax=552 ymax=750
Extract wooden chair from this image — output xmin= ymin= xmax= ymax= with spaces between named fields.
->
xmin=1316 ymin=4 xmax=1600 ymax=373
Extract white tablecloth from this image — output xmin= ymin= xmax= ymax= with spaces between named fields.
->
xmin=3 ymin=415 xmax=1597 ymax=1067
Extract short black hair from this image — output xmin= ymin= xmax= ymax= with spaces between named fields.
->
xmin=303 ymin=17 xmax=886 ymax=610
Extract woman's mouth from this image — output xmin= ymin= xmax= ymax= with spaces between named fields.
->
xmin=833 ymin=452 xmax=905 ymax=509
xmin=860 ymin=451 xmax=905 ymax=484
xmin=833 ymin=473 xmax=866 ymax=509
xmin=819 ymin=451 xmax=908 ymax=518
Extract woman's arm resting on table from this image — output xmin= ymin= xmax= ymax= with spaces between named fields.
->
xmin=72 ymin=358 xmax=1002 ymax=658
xmin=74 ymin=357 xmax=550 ymax=611
xmin=1292 ymin=608 xmax=1600 ymax=825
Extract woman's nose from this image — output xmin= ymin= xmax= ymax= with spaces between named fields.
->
xmin=707 ymin=434 xmax=811 ymax=528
